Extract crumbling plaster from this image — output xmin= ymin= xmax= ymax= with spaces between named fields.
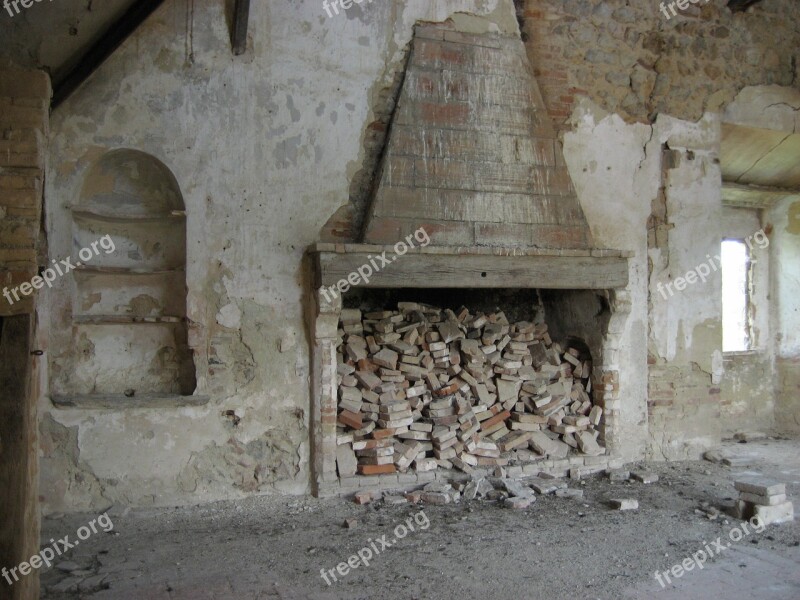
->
xmin=36 ymin=0 xmax=800 ymax=511
xmin=563 ymin=100 xmax=731 ymax=460
xmin=563 ymin=100 xmax=652 ymax=462
xmin=772 ymin=196 xmax=800 ymax=358
xmin=40 ymin=0 xmax=520 ymax=513
xmin=562 ymin=86 xmax=799 ymax=458
xmin=652 ymin=114 xmax=724 ymax=378
xmin=726 ymin=85 xmax=800 ymax=434
xmin=771 ymin=196 xmax=800 ymax=433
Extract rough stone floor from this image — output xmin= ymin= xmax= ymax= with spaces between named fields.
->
xmin=38 ymin=438 xmax=800 ymax=600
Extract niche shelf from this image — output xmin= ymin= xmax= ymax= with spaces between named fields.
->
xmin=67 ymin=149 xmax=196 ymax=398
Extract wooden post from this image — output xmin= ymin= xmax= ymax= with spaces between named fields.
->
xmin=0 ymin=316 xmax=39 ymax=600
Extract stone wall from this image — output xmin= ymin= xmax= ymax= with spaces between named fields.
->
xmin=517 ymin=0 xmax=799 ymax=127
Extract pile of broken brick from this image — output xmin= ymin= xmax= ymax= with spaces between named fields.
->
xmin=335 ymin=302 xmax=604 ymax=478
xmin=351 ymin=468 xmax=659 ymax=510
xmin=354 ymin=474 xmax=585 ymax=510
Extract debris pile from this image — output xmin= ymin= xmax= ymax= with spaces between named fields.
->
xmin=334 ymin=303 xmax=604 ymax=477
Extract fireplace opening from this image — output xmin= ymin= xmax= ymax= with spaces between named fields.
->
xmin=330 ymin=287 xmax=613 ymax=479
xmin=309 ymin=22 xmax=633 ymax=493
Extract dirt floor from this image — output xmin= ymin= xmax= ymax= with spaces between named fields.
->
xmin=34 ymin=438 xmax=800 ymax=600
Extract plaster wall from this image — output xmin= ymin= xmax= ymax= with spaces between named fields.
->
xmin=771 ymin=196 xmax=800 ymax=359
xmin=647 ymin=114 xmax=727 ymax=460
xmin=565 ymin=100 xmax=729 ymax=461
xmin=36 ymin=0 xmax=800 ymax=511
xmin=770 ymin=195 xmax=800 ymax=433
xmin=40 ymin=0 xmax=520 ymax=513
xmin=563 ymin=102 xmax=651 ymax=462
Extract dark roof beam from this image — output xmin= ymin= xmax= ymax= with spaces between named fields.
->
xmin=727 ymin=0 xmax=765 ymax=13
xmin=52 ymin=0 xmax=166 ymax=109
xmin=231 ymin=0 xmax=251 ymax=56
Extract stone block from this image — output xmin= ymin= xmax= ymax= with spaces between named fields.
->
xmin=631 ymin=470 xmax=659 ymax=484
xmin=739 ymin=492 xmax=787 ymax=506
xmin=502 ymin=479 xmax=533 ymax=498
xmin=607 ymin=469 xmax=630 ymax=482
xmin=734 ymin=478 xmax=786 ymax=497
xmin=528 ymin=478 xmax=566 ymax=494
xmin=336 ymin=445 xmax=358 ymax=478
xmin=354 ymin=491 xmax=374 ymax=505
xmin=753 ymin=501 xmax=794 ymax=525
xmin=421 ymin=491 xmax=451 ymax=505
xmin=554 ymin=488 xmax=584 ymax=499
xmin=504 ymin=496 xmax=535 ymax=509
xmin=576 ymin=431 xmax=605 ymax=456
xmin=609 ymin=498 xmax=638 ymax=511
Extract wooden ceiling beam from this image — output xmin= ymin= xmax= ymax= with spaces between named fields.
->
xmin=722 ymin=181 xmax=800 ymax=209
xmin=724 ymin=181 xmax=800 ymax=195
xmin=727 ymin=0 xmax=765 ymax=12
xmin=52 ymin=0 xmax=166 ymax=109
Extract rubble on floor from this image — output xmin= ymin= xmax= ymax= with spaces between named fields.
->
xmin=703 ymin=447 xmax=759 ymax=467
xmin=696 ymin=501 xmax=722 ymax=520
xmin=335 ymin=303 xmax=604 ymax=479
xmin=347 ymin=459 xmax=673 ymax=510
xmin=352 ymin=471 xmax=602 ymax=510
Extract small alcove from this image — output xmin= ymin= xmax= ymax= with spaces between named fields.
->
xmin=53 ymin=149 xmax=201 ymax=408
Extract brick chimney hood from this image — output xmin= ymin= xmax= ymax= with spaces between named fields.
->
xmin=311 ymin=23 xmax=631 ymax=290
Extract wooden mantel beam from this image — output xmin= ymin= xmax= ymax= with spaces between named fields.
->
xmin=311 ymin=245 xmax=631 ymax=291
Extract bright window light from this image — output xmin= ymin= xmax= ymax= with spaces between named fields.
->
xmin=721 ymin=239 xmax=751 ymax=352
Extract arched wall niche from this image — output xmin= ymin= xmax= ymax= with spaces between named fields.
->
xmin=66 ymin=149 xmax=196 ymax=398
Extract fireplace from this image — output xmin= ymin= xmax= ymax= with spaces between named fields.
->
xmin=308 ymin=23 xmax=633 ymax=495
